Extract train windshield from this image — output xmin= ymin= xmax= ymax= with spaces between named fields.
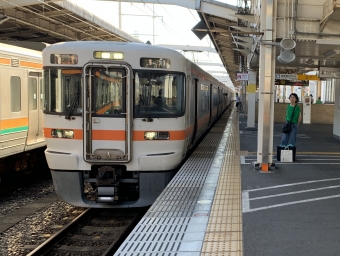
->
xmin=134 ymin=71 xmax=185 ymax=118
xmin=43 ymin=68 xmax=82 ymax=115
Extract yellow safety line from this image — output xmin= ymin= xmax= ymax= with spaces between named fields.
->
xmin=201 ymin=110 xmax=243 ymax=256
xmin=248 ymin=151 xmax=340 ymax=155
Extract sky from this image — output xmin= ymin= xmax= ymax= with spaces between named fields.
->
xmin=70 ymin=0 xmax=238 ymax=87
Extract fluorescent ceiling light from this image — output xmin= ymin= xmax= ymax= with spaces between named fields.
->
xmin=316 ymin=39 xmax=340 ymax=45
xmin=305 ymin=59 xmax=315 ymax=65
xmin=323 ymin=50 xmax=340 ymax=58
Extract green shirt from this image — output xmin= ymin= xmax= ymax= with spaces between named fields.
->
xmin=316 ymin=99 xmax=322 ymax=104
xmin=286 ymin=104 xmax=300 ymax=124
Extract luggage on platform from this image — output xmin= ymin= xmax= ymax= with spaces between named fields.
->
xmin=276 ymin=146 xmax=296 ymax=162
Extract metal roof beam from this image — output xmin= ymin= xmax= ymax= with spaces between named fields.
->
xmin=232 ymin=41 xmax=252 ymax=48
xmin=1 ymin=0 xmax=59 ymax=9
xmin=208 ymin=71 xmax=229 ymax=74
xmin=233 ymin=36 xmax=253 ymax=44
xmin=206 ymin=16 xmax=232 ymax=26
xmin=8 ymin=17 xmax=77 ymax=40
xmin=0 ymin=29 xmax=39 ymax=38
xmin=214 ymin=34 xmax=231 ymax=42
xmin=195 ymin=62 xmax=224 ymax=67
xmin=40 ymin=10 xmax=73 ymax=17
xmin=158 ymin=44 xmax=217 ymax=53
xmin=56 ymin=0 xmax=142 ymax=42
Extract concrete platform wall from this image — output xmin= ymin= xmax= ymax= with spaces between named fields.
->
xmin=254 ymin=103 xmax=334 ymax=124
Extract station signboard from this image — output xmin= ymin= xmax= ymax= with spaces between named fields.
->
xmin=275 ymin=74 xmax=319 ymax=80
xmin=275 ymin=74 xmax=298 ymax=80
xmin=236 ymin=73 xmax=248 ymax=81
xmin=297 ymin=74 xmax=319 ymax=80
xmin=319 ymin=67 xmax=340 ymax=78
xmin=275 ymin=80 xmax=308 ymax=86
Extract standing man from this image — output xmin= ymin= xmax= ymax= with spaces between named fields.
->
xmin=236 ymin=93 xmax=241 ymax=112
xmin=316 ymin=97 xmax=323 ymax=104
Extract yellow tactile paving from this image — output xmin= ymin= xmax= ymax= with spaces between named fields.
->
xmin=201 ymin=253 xmax=242 ymax=256
xmin=240 ymin=150 xmax=248 ymax=156
xmin=207 ymin=216 xmax=241 ymax=224
xmin=204 ymin=231 xmax=242 ymax=242
xmin=214 ymin=194 xmax=241 ymax=200
xmin=202 ymin=240 xmax=243 ymax=252
xmin=202 ymin=110 xmax=243 ymax=255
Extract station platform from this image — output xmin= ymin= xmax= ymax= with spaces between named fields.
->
xmin=114 ymin=108 xmax=340 ymax=256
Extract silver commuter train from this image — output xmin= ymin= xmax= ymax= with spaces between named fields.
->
xmin=42 ymin=41 xmax=233 ymax=208
xmin=0 ymin=43 xmax=46 ymax=178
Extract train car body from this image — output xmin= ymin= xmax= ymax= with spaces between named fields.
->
xmin=0 ymin=43 xmax=46 ymax=176
xmin=42 ymin=41 xmax=233 ymax=208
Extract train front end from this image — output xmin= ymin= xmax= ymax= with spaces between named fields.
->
xmin=42 ymin=42 xmax=188 ymax=208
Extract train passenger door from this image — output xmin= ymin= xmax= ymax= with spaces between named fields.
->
xmin=83 ymin=64 xmax=132 ymax=163
xmin=26 ymin=72 xmax=45 ymax=147
xmin=217 ymin=88 xmax=222 ymax=115
xmin=190 ymin=78 xmax=198 ymax=147
xmin=208 ymin=84 xmax=213 ymax=126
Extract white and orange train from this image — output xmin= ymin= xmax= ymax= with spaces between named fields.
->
xmin=0 ymin=43 xmax=46 ymax=179
xmin=42 ymin=41 xmax=233 ymax=208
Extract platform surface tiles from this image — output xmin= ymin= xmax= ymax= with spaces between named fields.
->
xmin=115 ymin=108 xmax=242 ymax=256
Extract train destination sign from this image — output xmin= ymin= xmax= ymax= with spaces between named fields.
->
xmin=275 ymin=74 xmax=297 ymax=80
xmin=275 ymin=80 xmax=308 ymax=86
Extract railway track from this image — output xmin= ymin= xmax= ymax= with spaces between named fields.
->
xmin=26 ymin=207 xmax=147 ymax=256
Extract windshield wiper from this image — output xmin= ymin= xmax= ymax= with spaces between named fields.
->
xmin=140 ymin=96 xmax=153 ymax=122
xmin=65 ymin=82 xmax=80 ymax=120
xmin=65 ymin=94 xmax=77 ymax=120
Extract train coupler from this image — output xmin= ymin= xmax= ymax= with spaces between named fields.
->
xmin=95 ymin=186 xmax=117 ymax=203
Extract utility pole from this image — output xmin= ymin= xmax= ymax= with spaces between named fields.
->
xmin=118 ymin=2 xmax=122 ymax=29
xmin=118 ymin=4 xmax=162 ymax=43
xmin=152 ymin=4 xmax=155 ymax=44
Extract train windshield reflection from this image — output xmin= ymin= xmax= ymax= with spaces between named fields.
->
xmin=134 ymin=71 xmax=185 ymax=118
xmin=43 ymin=68 xmax=82 ymax=114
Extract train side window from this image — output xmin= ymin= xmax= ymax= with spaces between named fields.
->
xmin=200 ymin=84 xmax=209 ymax=112
xmin=28 ymin=78 xmax=37 ymax=110
xmin=213 ymin=88 xmax=218 ymax=106
xmin=40 ymin=78 xmax=44 ymax=110
xmin=10 ymin=76 xmax=21 ymax=112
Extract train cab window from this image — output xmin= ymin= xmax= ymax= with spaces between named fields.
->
xmin=28 ymin=78 xmax=37 ymax=110
xmin=91 ymin=68 xmax=125 ymax=116
xmin=10 ymin=76 xmax=21 ymax=112
xmin=134 ymin=71 xmax=185 ymax=118
xmin=43 ymin=68 xmax=82 ymax=114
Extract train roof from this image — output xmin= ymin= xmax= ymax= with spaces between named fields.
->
xmin=43 ymin=41 xmax=184 ymax=57
xmin=0 ymin=42 xmax=41 ymax=59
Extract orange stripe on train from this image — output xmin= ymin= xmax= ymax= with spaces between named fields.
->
xmin=1 ymin=117 xmax=28 ymax=129
xmin=0 ymin=58 xmax=10 ymax=65
xmin=92 ymin=130 xmax=126 ymax=140
xmin=20 ymin=61 xmax=42 ymax=69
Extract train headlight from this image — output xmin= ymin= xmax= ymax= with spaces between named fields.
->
xmin=93 ymin=51 xmax=124 ymax=60
xmin=51 ymin=129 xmax=74 ymax=139
xmin=144 ymin=131 xmax=169 ymax=140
